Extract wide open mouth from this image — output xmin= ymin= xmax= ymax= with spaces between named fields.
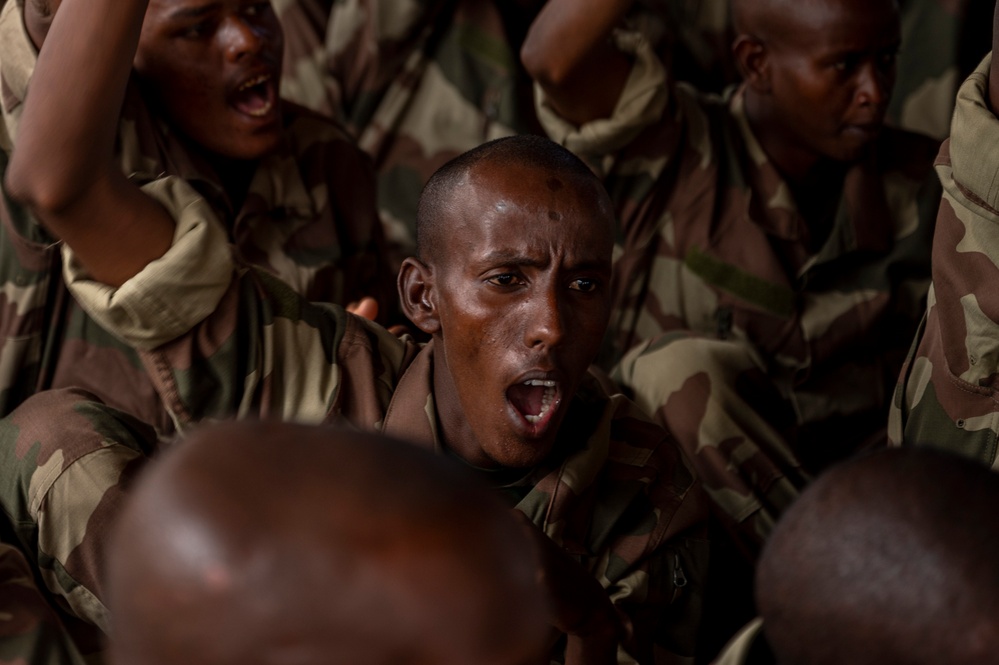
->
xmin=506 ymin=379 xmax=559 ymax=425
xmin=229 ymin=73 xmax=277 ymax=119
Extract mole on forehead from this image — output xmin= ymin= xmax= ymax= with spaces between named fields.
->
xmin=546 ymin=177 xmax=563 ymax=192
xmin=548 ymin=210 xmax=562 ymax=221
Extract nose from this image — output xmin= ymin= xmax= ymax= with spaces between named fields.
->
xmin=856 ymin=61 xmax=890 ymax=109
xmin=524 ymin=286 xmax=567 ymax=350
xmin=222 ymin=15 xmax=265 ymax=63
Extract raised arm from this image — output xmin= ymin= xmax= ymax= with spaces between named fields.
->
xmin=4 ymin=0 xmax=174 ymax=288
xmin=521 ymin=0 xmax=636 ymax=126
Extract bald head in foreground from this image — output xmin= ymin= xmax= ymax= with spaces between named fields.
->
xmin=757 ymin=448 xmax=999 ymax=665
xmin=106 ymin=422 xmax=552 ymax=665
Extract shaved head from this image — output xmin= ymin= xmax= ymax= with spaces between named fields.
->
xmin=732 ymin=0 xmax=899 ymax=43
xmin=107 ymin=422 xmax=551 ymax=665
xmin=758 ymin=448 xmax=999 ymax=665
xmin=414 ymin=134 xmax=609 ymax=264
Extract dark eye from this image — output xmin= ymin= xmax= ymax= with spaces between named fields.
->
xmin=569 ymin=278 xmax=598 ymax=293
xmin=183 ymin=21 xmax=211 ymax=38
xmin=832 ymin=55 xmax=859 ymax=74
xmin=487 ymin=273 xmax=522 ymax=287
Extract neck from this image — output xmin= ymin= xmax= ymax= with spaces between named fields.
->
xmin=430 ymin=342 xmax=500 ymax=470
xmin=744 ymin=88 xmax=835 ymax=187
xmin=743 ymin=89 xmax=850 ymax=229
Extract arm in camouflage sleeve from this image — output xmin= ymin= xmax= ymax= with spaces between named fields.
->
xmin=521 ymin=0 xmax=637 ymax=125
xmin=4 ymin=0 xmax=174 ymax=288
xmin=84 ymin=263 xmax=419 ymax=428
xmin=890 ymin=23 xmax=999 ymax=460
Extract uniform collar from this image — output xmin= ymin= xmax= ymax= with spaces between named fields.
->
xmin=728 ymin=85 xmax=894 ymax=264
xmin=381 ymin=340 xmax=441 ymax=451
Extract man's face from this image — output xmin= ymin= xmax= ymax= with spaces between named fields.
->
xmin=765 ymin=0 xmax=900 ymax=163
xmin=133 ymin=0 xmax=284 ymax=161
xmin=427 ymin=162 xmax=613 ymax=470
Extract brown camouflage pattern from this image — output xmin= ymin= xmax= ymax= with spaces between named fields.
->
xmin=9 ymin=265 xmax=710 ymax=663
xmin=0 ymin=0 xmax=393 ymax=427
xmin=273 ymin=0 xmax=338 ymax=117
xmin=0 ymin=538 xmax=91 ymax=665
xmin=324 ymin=0 xmax=542 ymax=266
xmin=584 ymin=80 xmax=940 ymax=557
xmin=890 ymin=54 xmax=999 ymax=465
xmin=0 ymin=0 xmax=391 ymax=643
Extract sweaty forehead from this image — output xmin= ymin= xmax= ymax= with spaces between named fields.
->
xmin=450 ymin=161 xmax=611 ymax=245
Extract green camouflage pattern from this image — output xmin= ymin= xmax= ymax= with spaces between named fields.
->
xmin=0 ymin=0 xmax=393 ymax=426
xmin=890 ymin=54 xmax=999 ymax=465
xmin=273 ymin=0 xmax=338 ymax=117
xmin=570 ymin=77 xmax=940 ymax=556
xmin=887 ymin=0 xmax=976 ymax=141
xmin=324 ymin=0 xmax=541 ymax=265
xmin=635 ymin=0 xmax=736 ymax=93
xmin=8 ymin=264 xmax=710 ymax=663
xmin=0 ymin=538 xmax=90 ymax=665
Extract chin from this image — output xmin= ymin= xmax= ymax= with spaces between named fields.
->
xmin=487 ymin=439 xmax=555 ymax=470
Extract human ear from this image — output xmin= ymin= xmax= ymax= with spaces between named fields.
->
xmin=398 ymin=257 xmax=441 ymax=335
xmin=733 ymin=35 xmax=771 ymax=93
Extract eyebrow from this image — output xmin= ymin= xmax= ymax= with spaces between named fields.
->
xmin=476 ymin=250 xmax=610 ymax=273
xmin=166 ymin=2 xmax=221 ymax=21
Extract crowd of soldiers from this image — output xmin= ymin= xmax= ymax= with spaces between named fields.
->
xmin=0 ymin=0 xmax=998 ymax=663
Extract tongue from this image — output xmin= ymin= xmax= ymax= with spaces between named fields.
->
xmin=232 ymin=83 xmax=269 ymax=115
xmin=507 ymin=384 xmax=546 ymax=417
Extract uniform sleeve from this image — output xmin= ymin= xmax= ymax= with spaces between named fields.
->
xmin=63 ymin=175 xmax=235 ymax=350
xmin=114 ymin=264 xmax=415 ymax=430
xmin=0 ymin=540 xmax=88 ymax=665
xmin=535 ymin=30 xmax=669 ymax=164
xmin=891 ymin=53 xmax=999 ymax=464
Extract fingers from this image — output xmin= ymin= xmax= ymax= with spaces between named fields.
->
xmin=346 ymin=297 xmax=379 ymax=321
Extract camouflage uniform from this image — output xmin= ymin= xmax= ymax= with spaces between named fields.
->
xmin=0 ymin=538 xmax=88 ymax=665
xmin=710 ymin=619 xmax=772 ymax=665
xmin=324 ymin=0 xmax=541 ymax=265
xmin=888 ymin=0 xmax=981 ymax=141
xmin=890 ymin=54 xmax=999 ymax=464
xmin=540 ymin=36 xmax=940 ymax=556
xmin=273 ymin=0 xmax=338 ymax=117
xmin=0 ymin=0 xmax=392 ymax=425
xmin=0 ymin=2 xmax=390 ymax=650
xmin=4 ymin=258 xmax=710 ymax=663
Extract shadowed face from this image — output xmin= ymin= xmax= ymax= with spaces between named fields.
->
xmin=423 ymin=161 xmax=613 ymax=469
xmin=764 ymin=0 xmax=900 ymax=162
xmin=133 ymin=0 xmax=284 ymax=160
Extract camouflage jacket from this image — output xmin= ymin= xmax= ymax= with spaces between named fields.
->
xmin=67 ymin=262 xmax=709 ymax=664
xmin=0 ymin=538 xmax=88 ymax=665
xmin=0 ymin=0 xmax=391 ymax=428
xmin=323 ymin=0 xmax=541 ymax=264
xmin=710 ymin=619 xmax=772 ymax=665
xmin=273 ymin=0 xmax=337 ymax=117
xmin=540 ymin=43 xmax=940 ymax=434
xmin=890 ymin=54 xmax=999 ymax=465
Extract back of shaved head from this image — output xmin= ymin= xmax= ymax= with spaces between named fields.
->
xmin=107 ymin=421 xmax=551 ymax=665
xmin=757 ymin=448 xmax=999 ymax=665
xmin=415 ymin=134 xmax=608 ymax=263
xmin=731 ymin=0 xmax=898 ymax=43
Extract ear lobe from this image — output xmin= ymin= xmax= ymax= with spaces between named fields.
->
xmin=398 ymin=257 xmax=441 ymax=335
xmin=733 ymin=35 xmax=771 ymax=93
